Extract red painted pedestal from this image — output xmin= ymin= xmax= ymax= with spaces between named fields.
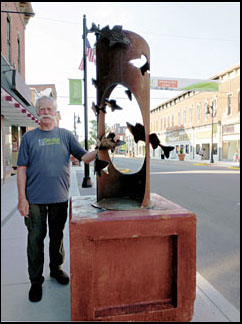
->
xmin=69 ymin=193 xmax=196 ymax=322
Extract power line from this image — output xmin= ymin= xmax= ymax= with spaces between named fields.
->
xmin=31 ymin=15 xmax=239 ymax=42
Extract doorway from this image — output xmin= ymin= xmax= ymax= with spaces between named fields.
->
xmin=202 ymin=143 xmax=210 ymax=160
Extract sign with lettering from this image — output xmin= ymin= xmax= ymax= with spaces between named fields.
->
xmin=150 ymin=77 xmax=219 ymax=92
xmin=69 ymin=79 xmax=82 ymax=105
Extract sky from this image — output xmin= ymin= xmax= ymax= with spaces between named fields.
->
xmin=25 ymin=2 xmax=240 ymax=138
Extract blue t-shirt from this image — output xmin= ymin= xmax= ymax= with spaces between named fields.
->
xmin=17 ymin=127 xmax=87 ymax=204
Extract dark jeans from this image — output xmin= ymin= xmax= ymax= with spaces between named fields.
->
xmin=24 ymin=202 xmax=68 ymax=284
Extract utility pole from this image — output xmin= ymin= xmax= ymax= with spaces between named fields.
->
xmin=82 ymin=14 xmax=92 ymax=188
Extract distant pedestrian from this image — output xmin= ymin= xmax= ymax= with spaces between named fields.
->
xmin=233 ymin=151 xmax=239 ymax=163
xmin=17 ymin=96 xmax=117 ymax=303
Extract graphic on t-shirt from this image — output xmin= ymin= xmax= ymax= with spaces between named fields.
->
xmin=39 ymin=138 xmax=60 ymax=146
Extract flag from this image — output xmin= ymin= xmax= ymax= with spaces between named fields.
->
xmin=79 ymin=38 xmax=96 ymax=70
xmin=69 ymin=79 xmax=82 ymax=105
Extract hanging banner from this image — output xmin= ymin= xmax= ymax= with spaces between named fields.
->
xmin=150 ymin=77 xmax=219 ymax=92
xmin=69 ymin=79 xmax=82 ymax=105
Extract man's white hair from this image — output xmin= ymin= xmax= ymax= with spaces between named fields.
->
xmin=35 ymin=95 xmax=57 ymax=111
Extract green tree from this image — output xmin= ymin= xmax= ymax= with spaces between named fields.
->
xmin=81 ymin=120 xmax=109 ymax=148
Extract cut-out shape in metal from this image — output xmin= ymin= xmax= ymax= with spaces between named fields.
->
xmin=104 ymin=99 xmax=123 ymax=111
xmin=94 ymin=156 xmax=109 ymax=176
xmin=125 ymin=89 xmax=132 ymax=101
xmin=91 ymin=102 xmax=106 ymax=116
xmin=94 ymin=29 xmax=150 ymax=209
xmin=126 ymin=122 xmax=175 ymax=159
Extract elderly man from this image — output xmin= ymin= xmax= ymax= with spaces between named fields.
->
xmin=17 ymin=95 xmax=100 ymax=302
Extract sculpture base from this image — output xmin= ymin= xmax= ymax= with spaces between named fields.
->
xmin=92 ymin=197 xmax=142 ymax=210
xmin=69 ymin=194 xmax=196 ymax=322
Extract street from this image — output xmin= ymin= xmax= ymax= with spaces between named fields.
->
xmin=111 ymin=156 xmax=240 ymax=310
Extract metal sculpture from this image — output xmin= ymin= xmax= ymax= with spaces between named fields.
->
xmin=92 ymin=26 xmax=151 ymax=209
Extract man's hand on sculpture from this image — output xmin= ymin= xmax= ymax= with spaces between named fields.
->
xmin=96 ymin=132 xmax=125 ymax=152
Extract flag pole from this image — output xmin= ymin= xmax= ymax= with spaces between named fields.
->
xmin=82 ymin=14 xmax=92 ymax=188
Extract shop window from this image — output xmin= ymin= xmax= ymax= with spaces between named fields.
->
xmin=196 ymin=144 xmax=200 ymax=154
xmin=185 ymin=144 xmax=189 ymax=154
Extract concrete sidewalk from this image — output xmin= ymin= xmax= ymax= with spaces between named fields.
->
xmin=1 ymin=165 xmax=240 ymax=322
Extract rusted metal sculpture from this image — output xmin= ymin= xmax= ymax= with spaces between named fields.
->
xmin=93 ymin=27 xmax=150 ymax=209
xmin=69 ymin=24 xmax=196 ymax=322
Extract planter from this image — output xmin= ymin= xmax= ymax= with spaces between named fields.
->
xmin=178 ymin=154 xmax=185 ymax=161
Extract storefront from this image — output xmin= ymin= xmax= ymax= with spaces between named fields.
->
xmin=165 ymin=129 xmax=193 ymax=160
xmin=195 ymin=124 xmax=219 ymax=162
xmin=222 ymin=123 xmax=240 ymax=160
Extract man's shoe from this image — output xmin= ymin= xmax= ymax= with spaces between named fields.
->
xmin=50 ymin=269 xmax=69 ymax=285
xmin=29 ymin=283 xmax=42 ymax=302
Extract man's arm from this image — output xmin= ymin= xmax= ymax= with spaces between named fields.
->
xmin=81 ymin=149 xmax=98 ymax=164
xmin=17 ymin=166 xmax=29 ymax=218
xmin=80 ymin=135 xmax=120 ymax=164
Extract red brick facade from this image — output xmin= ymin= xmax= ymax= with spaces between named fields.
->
xmin=1 ymin=2 xmax=33 ymax=79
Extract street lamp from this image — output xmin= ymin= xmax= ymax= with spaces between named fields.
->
xmin=206 ymin=103 xmax=214 ymax=163
xmin=74 ymin=112 xmax=81 ymax=138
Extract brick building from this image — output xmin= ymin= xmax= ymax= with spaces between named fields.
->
xmin=1 ymin=3 xmax=61 ymax=182
xmin=150 ymin=64 xmax=240 ymax=162
xmin=1 ymin=2 xmax=38 ymax=182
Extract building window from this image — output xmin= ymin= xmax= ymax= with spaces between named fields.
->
xmin=160 ymin=118 xmax=163 ymax=130
xmin=212 ymin=98 xmax=217 ymax=117
xmin=164 ymin=117 xmax=166 ymax=130
xmin=17 ymin=37 xmax=21 ymax=73
xmin=183 ymin=109 xmax=186 ymax=126
xmin=204 ymin=101 xmax=208 ymax=120
xmin=178 ymin=111 xmax=181 ymax=126
xmin=196 ymin=103 xmax=200 ymax=122
xmin=227 ymin=94 xmax=232 ymax=115
xmin=168 ymin=116 xmax=170 ymax=128
xmin=7 ymin=17 xmax=11 ymax=63
xmin=189 ymin=107 xmax=193 ymax=124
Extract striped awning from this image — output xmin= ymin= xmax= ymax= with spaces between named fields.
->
xmin=1 ymin=87 xmax=40 ymax=127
